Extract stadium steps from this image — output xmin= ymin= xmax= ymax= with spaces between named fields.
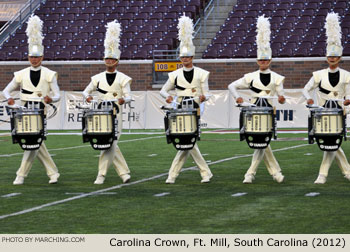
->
xmin=194 ymin=0 xmax=237 ymax=58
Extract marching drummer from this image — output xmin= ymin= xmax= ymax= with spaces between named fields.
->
xmin=83 ymin=20 xmax=131 ymax=185
xmin=2 ymin=15 xmax=60 ymax=185
xmin=302 ymin=12 xmax=350 ymax=184
xmin=160 ymin=14 xmax=213 ymax=184
xmin=228 ymin=15 xmax=286 ymax=184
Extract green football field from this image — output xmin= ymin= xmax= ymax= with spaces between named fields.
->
xmin=1 ymin=130 xmax=350 ymax=234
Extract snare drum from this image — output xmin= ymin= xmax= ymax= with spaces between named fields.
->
xmin=165 ymin=108 xmax=200 ymax=150
xmin=308 ymin=108 xmax=346 ymax=151
xmin=169 ymin=110 xmax=198 ymax=134
xmin=82 ymin=108 xmax=118 ymax=150
xmin=86 ymin=112 xmax=113 ymax=133
xmin=240 ymin=106 xmax=276 ymax=149
xmin=10 ymin=108 xmax=45 ymax=150
xmin=15 ymin=110 xmax=43 ymax=134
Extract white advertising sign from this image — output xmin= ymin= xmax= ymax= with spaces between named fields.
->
xmin=1 ymin=90 xmax=349 ymax=130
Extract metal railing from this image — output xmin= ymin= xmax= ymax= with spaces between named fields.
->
xmin=193 ymin=0 xmax=222 ymax=46
xmin=0 ymin=0 xmax=44 ymax=46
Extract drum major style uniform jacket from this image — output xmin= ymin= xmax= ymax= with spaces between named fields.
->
xmin=3 ymin=66 xmax=60 ymax=103
xmin=229 ymin=69 xmax=285 ymax=104
xmin=160 ymin=66 xmax=211 ymax=103
xmin=84 ymin=70 xmax=132 ymax=102
xmin=302 ymin=68 xmax=350 ymax=105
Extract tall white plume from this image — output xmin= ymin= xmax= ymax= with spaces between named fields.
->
xmin=104 ymin=20 xmax=121 ymax=52
xmin=177 ymin=14 xmax=194 ymax=46
xmin=325 ymin=12 xmax=342 ymax=47
xmin=26 ymin=15 xmax=43 ymax=46
xmin=256 ymin=15 xmax=271 ymax=51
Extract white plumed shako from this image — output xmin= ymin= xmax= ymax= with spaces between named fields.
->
xmin=256 ymin=15 xmax=271 ymax=60
xmin=325 ymin=12 xmax=343 ymax=57
xmin=26 ymin=15 xmax=44 ymax=57
xmin=178 ymin=14 xmax=195 ymax=57
xmin=104 ymin=20 xmax=121 ymax=59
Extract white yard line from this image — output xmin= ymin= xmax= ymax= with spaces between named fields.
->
xmin=65 ymin=192 xmax=117 ymax=195
xmin=0 ymin=136 xmax=163 ymax=158
xmin=305 ymin=192 xmax=320 ymax=197
xmin=1 ymin=193 xmax=21 ymax=198
xmin=154 ymin=192 xmax=171 ymax=197
xmin=232 ymin=192 xmax=248 ymax=197
xmin=0 ymin=143 xmax=308 ymax=221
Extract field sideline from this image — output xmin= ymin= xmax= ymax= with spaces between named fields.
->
xmin=1 ymin=130 xmax=350 ymax=234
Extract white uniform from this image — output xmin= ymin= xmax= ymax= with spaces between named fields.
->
xmin=228 ymin=69 xmax=285 ymax=182
xmin=160 ymin=66 xmax=213 ymax=182
xmin=3 ymin=66 xmax=60 ymax=182
xmin=83 ymin=70 xmax=131 ymax=181
xmin=303 ymin=67 xmax=350 ymax=179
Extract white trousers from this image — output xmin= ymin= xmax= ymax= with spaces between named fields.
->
xmin=319 ymin=147 xmax=350 ymax=177
xmin=97 ymin=141 xmax=130 ymax=177
xmin=168 ymin=143 xmax=212 ymax=179
xmin=16 ymin=142 xmax=58 ymax=177
xmin=245 ymin=145 xmax=281 ymax=176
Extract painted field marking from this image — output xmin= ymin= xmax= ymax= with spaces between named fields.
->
xmin=1 ymin=193 xmax=21 ymax=198
xmin=0 ymin=143 xmax=309 ymax=220
xmin=304 ymin=153 xmax=313 ymax=156
xmin=305 ymin=192 xmax=320 ymax=197
xmin=65 ymin=192 xmax=117 ymax=195
xmin=148 ymin=154 xmax=158 ymax=157
xmin=0 ymin=135 xmax=163 ymax=158
xmin=232 ymin=192 xmax=247 ymax=197
xmin=154 ymin=192 xmax=170 ymax=197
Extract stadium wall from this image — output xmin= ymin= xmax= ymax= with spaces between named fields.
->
xmin=0 ymin=58 xmax=349 ymax=91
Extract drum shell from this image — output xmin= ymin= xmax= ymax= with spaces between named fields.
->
xmin=164 ymin=108 xmax=200 ymax=150
xmin=15 ymin=112 xmax=43 ymax=134
xmin=313 ymin=110 xmax=343 ymax=134
xmin=308 ymin=108 xmax=346 ymax=151
xmin=10 ymin=109 xmax=46 ymax=150
xmin=239 ymin=107 xmax=276 ymax=149
xmin=82 ymin=108 xmax=118 ymax=150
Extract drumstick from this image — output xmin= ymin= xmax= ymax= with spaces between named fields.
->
xmin=255 ymin=95 xmax=279 ymax=99
xmin=236 ymin=102 xmax=256 ymax=107
xmin=306 ymin=104 xmax=324 ymax=109
xmin=7 ymin=104 xmax=25 ymax=109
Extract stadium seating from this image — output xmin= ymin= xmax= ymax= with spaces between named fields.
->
xmin=1 ymin=0 xmax=349 ymax=60
xmin=203 ymin=0 xmax=350 ymax=58
xmin=0 ymin=0 xmax=206 ymax=61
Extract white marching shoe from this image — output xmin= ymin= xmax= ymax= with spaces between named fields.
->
xmin=94 ymin=175 xmax=105 ymax=185
xmin=344 ymin=174 xmax=350 ymax=181
xmin=165 ymin=176 xmax=176 ymax=184
xmin=201 ymin=174 xmax=213 ymax=183
xmin=314 ymin=174 xmax=326 ymax=184
xmin=13 ymin=175 xmax=24 ymax=185
xmin=49 ymin=173 xmax=60 ymax=184
xmin=273 ymin=172 xmax=284 ymax=183
xmin=243 ymin=174 xmax=254 ymax=184
xmin=121 ymin=174 xmax=131 ymax=183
